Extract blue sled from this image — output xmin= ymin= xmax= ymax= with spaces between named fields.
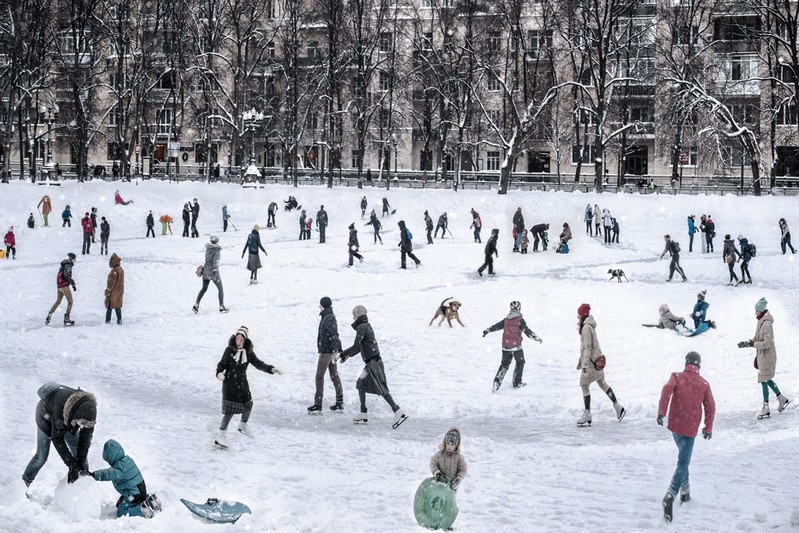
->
xmin=674 ymin=322 xmax=710 ymax=337
xmin=181 ymin=498 xmax=251 ymax=524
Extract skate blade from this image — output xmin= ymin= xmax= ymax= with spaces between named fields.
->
xmin=779 ymin=401 xmax=790 ymax=412
xmin=353 ymin=420 xmax=368 ymax=425
xmin=307 ymin=411 xmax=323 ymax=416
xmin=576 ymin=421 xmax=592 ymax=427
xmin=392 ymin=414 xmax=409 ymax=429
xmin=213 ymin=441 xmax=228 ymax=449
xmin=617 ymin=408 xmax=627 ymax=421
xmin=757 ymin=414 xmax=770 ymax=420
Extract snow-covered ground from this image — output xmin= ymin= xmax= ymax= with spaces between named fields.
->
xmin=1 ymin=180 xmax=798 ymax=533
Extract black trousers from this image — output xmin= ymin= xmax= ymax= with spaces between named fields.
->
xmin=82 ymin=233 xmax=91 ymax=254
xmin=427 ymin=228 xmax=433 ymax=244
xmin=267 ymin=212 xmax=275 ymax=227
xmin=401 ymin=249 xmax=419 ymax=268
xmin=319 ymin=224 xmax=326 ymax=243
xmin=478 ymin=254 xmax=494 ymax=274
xmin=146 ymin=226 xmax=155 ymax=238
xmin=494 ymin=349 xmax=525 ymax=388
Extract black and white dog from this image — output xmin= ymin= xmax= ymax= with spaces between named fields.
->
xmin=607 ymin=269 xmax=629 ymax=282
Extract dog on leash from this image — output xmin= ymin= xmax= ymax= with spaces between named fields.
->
xmin=608 ymin=268 xmax=629 ymax=282
xmin=429 ymin=297 xmax=464 ymax=327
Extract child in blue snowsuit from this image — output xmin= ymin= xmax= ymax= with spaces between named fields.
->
xmin=84 ymin=439 xmax=160 ymax=518
xmin=691 ymin=291 xmax=715 ymax=330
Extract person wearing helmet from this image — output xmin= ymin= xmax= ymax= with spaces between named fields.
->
xmin=482 ymin=301 xmax=542 ymax=391
xmin=657 ymin=351 xmax=715 ymax=523
xmin=478 ymin=229 xmax=499 ymax=277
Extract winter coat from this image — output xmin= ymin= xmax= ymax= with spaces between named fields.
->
xmin=602 ymin=211 xmax=612 ymax=227
xmin=692 ymin=300 xmax=709 ymax=324
xmin=340 ymin=315 xmax=380 ymax=363
xmin=425 ymin=215 xmax=433 ymax=231
xmin=486 ymin=312 xmax=538 ymax=350
xmin=92 ymin=440 xmax=145 ymax=503
xmin=559 ymin=225 xmax=572 ymax=243
xmin=687 ymin=217 xmax=697 ymax=235
xmin=369 ymin=213 xmax=382 ymax=230
xmin=299 ymin=213 xmax=306 ymax=227
xmin=398 ymin=222 xmax=413 ymax=252
xmin=360 ymin=198 xmax=367 ymax=210
xmin=658 ymin=365 xmax=715 ymax=438
xmin=471 ymin=211 xmax=482 ymax=229
xmin=38 ymin=196 xmax=52 ymax=215
xmin=348 ymin=229 xmax=360 ymax=250
xmin=105 ymin=254 xmax=124 ymax=309
xmin=484 ymin=234 xmax=498 ymax=257
xmin=429 ymin=427 xmax=468 ymax=489
xmin=317 ymin=307 xmax=342 ymax=354
xmin=268 ymin=202 xmax=278 ymax=214
xmin=316 ymin=209 xmax=328 ymax=227
xmin=658 ymin=307 xmax=684 ymax=330
xmin=437 ymin=214 xmax=447 ymax=229
xmin=90 ymin=212 xmax=97 ymax=229
xmin=512 ymin=210 xmax=525 ymax=231
xmin=146 ymin=213 xmax=154 ymax=228
xmin=191 ymin=202 xmax=200 ymax=220
xmin=752 ymin=311 xmax=777 ymax=382
xmin=722 ymin=238 xmax=740 ymax=262
xmin=780 ymin=222 xmax=791 ymax=237
xmin=222 ymin=206 xmax=229 ymax=221
xmin=593 ymin=206 xmax=600 ymax=223
xmin=739 ymin=238 xmax=752 ymax=261
xmin=81 ymin=216 xmax=93 ymax=234
xmin=578 ymin=316 xmax=604 ymax=383
xmin=705 ymin=219 xmax=715 ymax=236
xmin=585 ymin=206 xmax=593 ymax=221
xmin=612 ymin=219 xmax=619 ymax=233
xmin=216 ymin=337 xmax=276 ymax=404
xmin=100 ymin=221 xmax=110 ymax=238
xmin=531 ymin=223 xmax=548 ymax=235
xmin=62 ymin=207 xmax=72 ymax=220
xmin=182 ymin=207 xmax=191 ymax=224
xmin=34 ymin=382 xmax=96 ymax=468
xmin=202 ymin=242 xmax=222 ymax=280
xmin=4 ymin=231 xmax=15 ymax=247
xmin=243 ymin=231 xmax=266 ymax=255
xmin=521 ymin=233 xmax=529 ymax=249
xmin=28 ymin=215 xmax=35 ymax=229
xmin=661 ymin=240 xmax=679 ymax=258
xmin=57 ymin=259 xmax=75 ymax=288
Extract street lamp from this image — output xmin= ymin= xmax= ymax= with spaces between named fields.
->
xmin=242 ymin=108 xmax=264 ymax=182
xmin=40 ymin=104 xmax=58 ymax=179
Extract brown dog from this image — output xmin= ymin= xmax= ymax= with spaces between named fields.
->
xmin=429 ymin=297 xmax=464 ymax=327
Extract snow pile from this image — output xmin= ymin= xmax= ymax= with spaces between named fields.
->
xmin=52 ymin=476 xmax=103 ymax=522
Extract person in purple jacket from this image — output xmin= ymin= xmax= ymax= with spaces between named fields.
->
xmin=657 ymin=351 xmax=716 ymax=523
xmin=482 ymin=301 xmax=542 ymax=391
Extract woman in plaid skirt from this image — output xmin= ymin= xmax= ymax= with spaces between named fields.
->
xmin=214 ymin=326 xmax=280 ymax=448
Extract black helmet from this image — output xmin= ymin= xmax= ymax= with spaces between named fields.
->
xmin=67 ymin=252 xmax=77 ymax=260
xmin=685 ymin=351 xmax=701 ymax=368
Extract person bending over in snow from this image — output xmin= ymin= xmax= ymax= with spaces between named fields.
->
xmin=657 ymin=304 xmax=685 ymax=330
xmin=430 ymin=428 xmax=468 ymax=500
xmin=483 ymin=301 xmax=542 ymax=391
xmin=214 ymin=326 xmax=280 ymax=448
xmin=81 ymin=439 xmax=162 ymax=518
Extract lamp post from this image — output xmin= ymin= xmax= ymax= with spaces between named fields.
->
xmin=242 ymin=108 xmax=264 ymax=183
xmin=40 ymin=105 xmax=58 ymax=180
xmin=390 ymin=132 xmax=398 ymax=190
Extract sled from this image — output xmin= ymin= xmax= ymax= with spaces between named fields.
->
xmin=641 ymin=324 xmax=661 ymax=328
xmin=674 ymin=322 xmax=710 ymax=337
xmin=413 ymin=476 xmax=459 ymax=530
xmin=180 ymin=498 xmax=251 ymax=524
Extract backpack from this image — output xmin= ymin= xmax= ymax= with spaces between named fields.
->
xmin=405 ymin=228 xmax=413 ymax=241
xmin=672 ymin=241 xmax=681 ymax=254
xmin=748 ymin=243 xmax=756 ymax=257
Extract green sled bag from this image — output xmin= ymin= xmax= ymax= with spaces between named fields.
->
xmin=413 ymin=476 xmax=459 ymax=530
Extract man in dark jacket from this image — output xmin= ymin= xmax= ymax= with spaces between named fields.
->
xmin=146 ymin=211 xmax=155 ymax=238
xmin=531 ymin=223 xmax=549 ymax=252
xmin=704 ymin=215 xmax=715 ymax=253
xmin=47 ymin=253 xmax=77 ymax=325
xmin=478 ymin=229 xmax=499 ymax=276
xmin=360 ymin=196 xmax=368 ymax=218
xmin=434 ymin=213 xmax=448 ymax=239
xmin=308 ymin=297 xmax=344 ymax=413
xmin=182 ymin=203 xmax=191 ymax=237
xmin=191 ymin=199 xmax=200 ymax=238
xmin=424 ymin=210 xmax=434 ymax=244
xmin=316 ymin=205 xmax=328 ymax=243
xmin=267 ymin=202 xmax=277 ymax=228
xmin=100 ymin=217 xmax=110 ymax=255
xmin=382 ymin=197 xmax=390 ymax=217
xmin=483 ymin=301 xmax=542 ymax=391
xmin=337 ymin=305 xmax=407 ymax=428
xmin=660 ymin=234 xmax=687 ymax=282
xmin=512 ymin=207 xmax=524 ymax=252
xmin=23 ymin=382 xmax=97 ymax=487
xmin=299 ymin=210 xmax=307 ymax=240
xmin=397 ymin=220 xmax=420 ymax=269
xmin=90 ymin=207 xmax=98 ymax=243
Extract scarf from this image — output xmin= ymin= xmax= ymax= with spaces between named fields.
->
xmin=235 ymin=349 xmax=247 ymax=364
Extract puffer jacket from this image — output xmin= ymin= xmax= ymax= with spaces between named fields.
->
xmin=105 ymin=254 xmax=124 ymax=309
xmin=692 ymin=300 xmax=709 ymax=327
xmin=578 ymin=316 xmax=604 ymax=382
xmin=429 ymin=427 xmax=468 ymax=490
xmin=317 ymin=307 xmax=342 ymax=354
xmin=81 ymin=216 xmax=93 ymax=234
xmin=559 ymin=225 xmax=572 ymax=243
xmin=4 ymin=231 xmax=15 ymax=247
xmin=34 ymin=382 xmax=96 ymax=468
xmin=486 ymin=311 xmax=538 ymax=350
xmin=92 ymin=439 xmax=146 ymax=504
xmin=340 ymin=315 xmax=380 ymax=363
xmin=752 ymin=311 xmax=777 ymax=382
xmin=739 ymin=238 xmax=752 ymax=261
xmin=658 ymin=305 xmax=684 ymax=330
xmin=202 ymin=242 xmax=222 ymax=280
xmin=722 ymin=238 xmax=740 ymax=262
xmin=658 ymin=364 xmax=715 ymax=438
xmin=484 ymin=234 xmax=498 ymax=257
xmin=56 ymin=259 xmax=75 ymax=288
xmin=216 ymin=337 xmax=276 ymax=404
xmin=348 ymin=229 xmax=360 ymax=250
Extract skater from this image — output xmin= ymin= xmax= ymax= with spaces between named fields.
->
xmin=267 ymin=201 xmax=277 ymax=227
xmin=22 ymin=382 xmax=97 ymax=487
xmin=520 ymin=229 xmax=529 ymax=254
xmin=90 ymin=207 xmax=98 ymax=242
xmin=347 ymin=223 xmax=363 ymax=266
xmin=556 ymin=222 xmax=572 ymax=253
xmin=512 ymin=207 xmax=524 ymax=252
xmin=193 ymin=235 xmax=227 ymax=313
xmin=47 ymin=253 xmax=77 ymax=325
xmin=687 ymin=215 xmax=698 ymax=253
xmin=602 ymin=209 xmax=613 ymax=244
xmin=62 ymin=204 xmax=72 ymax=227
xmin=575 ymin=303 xmax=625 ymax=426
xmin=398 ymin=220 xmax=420 ymax=269
xmin=222 ymin=205 xmax=230 ymax=232
xmin=657 ymin=351 xmax=715 ymax=523
xmin=691 ymin=290 xmax=715 ymax=330
xmin=611 ymin=217 xmax=619 ymax=243
xmin=145 ymin=211 xmax=155 ymax=238
xmin=336 ymin=305 xmax=407 ymax=428
xmin=660 ymin=235 xmax=687 ymax=282
xmin=308 ymin=297 xmax=344 ymax=413
xmin=360 ymin=196 xmax=368 ymax=218
xmin=737 ymin=298 xmax=791 ymax=419
xmin=241 ymin=225 xmax=267 ymax=284
xmin=593 ymin=204 xmax=601 ymax=237
xmin=483 ymin=300 xmax=542 ymax=390
xmin=722 ymin=234 xmax=740 ymax=285
xmin=305 ymin=215 xmax=313 ymax=240
xmin=531 ymin=223 xmax=549 ymax=252
xmin=81 ymin=212 xmax=93 ymax=254
xmin=424 ymin=210 xmax=434 ymax=244
xmin=584 ymin=203 xmax=593 ymax=235
xmin=99 ymin=217 xmax=110 ymax=255
xmin=657 ymin=304 xmax=685 ymax=330
xmin=299 ymin=210 xmax=307 ymax=240
xmin=470 ymin=208 xmax=482 ymax=243
xmin=104 ymin=253 xmax=124 ymax=324
xmin=191 ymin=198 xmax=200 ymax=238
xmin=159 ymin=214 xmax=173 ymax=235
xmin=778 ymin=218 xmax=795 ymax=254
xmin=429 ymin=427 xmax=468 ymax=494
xmin=367 ymin=209 xmax=383 ymax=244
xmin=114 ymin=190 xmax=132 ymax=205
xmin=434 ymin=212 xmax=448 ymax=239
xmin=82 ymin=439 xmax=162 ymax=518
xmin=27 ymin=213 xmax=35 ymax=229
xmin=37 ymin=194 xmax=52 ymax=226
xmin=4 ymin=226 xmax=15 ymax=259
xmin=737 ymin=235 xmax=753 ymax=284
xmin=317 ymin=205 xmax=328 ymax=243
xmin=704 ymin=214 xmax=715 ymax=253
xmin=478 ymin=228 xmax=499 ymax=276
xmin=182 ymin=203 xmax=191 ymax=237
xmin=382 ymin=197 xmax=390 ymax=217
xmin=214 ymin=326 xmax=280 ymax=448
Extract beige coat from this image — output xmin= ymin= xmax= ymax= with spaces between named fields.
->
xmin=579 ymin=316 xmax=604 ymax=385
xmin=429 ymin=427 xmax=467 ymax=489
xmin=105 ymin=254 xmax=124 ymax=309
xmin=753 ymin=312 xmax=777 ymax=382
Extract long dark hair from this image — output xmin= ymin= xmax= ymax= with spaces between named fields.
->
xmin=578 ymin=316 xmax=587 ymax=334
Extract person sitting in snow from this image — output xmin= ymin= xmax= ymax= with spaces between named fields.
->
xmin=692 ymin=290 xmax=715 ymax=330
xmin=556 ymin=223 xmax=572 ymax=253
xmin=430 ymin=428 xmax=468 ymax=493
xmin=81 ymin=439 xmax=162 ymax=518
xmin=657 ymin=304 xmax=685 ymax=330
xmin=27 ymin=213 xmax=35 ymax=229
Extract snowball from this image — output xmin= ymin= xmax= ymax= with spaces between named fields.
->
xmin=52 ymin=475 xmax=103 ymax=521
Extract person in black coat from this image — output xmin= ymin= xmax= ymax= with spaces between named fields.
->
xmin=308 ymin=297 xmax=344 ymax=413
xmin=23 ymin=382 xmax=97 ymax=487
xmin=367 ymin=209 xmax=383 ymax=244
xmin=146 ymin=211 xmax=155 ymax=238
xmin=90 ymin=207 xmax=98 ymax=243
xmin=530 ymin=223 xmax=549 ymax=252
xmin=478 ymin=229 xmax=499 ymax=276
xmin=347 ymin=223 xmax=363 ymax=266
xmin=435 ymin=213 xmax=448 ymax=239
xmin=337 ymin=305 xmax=407 ymax=428
xmin=241 ymin=226 xmax=267 ymax=283
xmin=382 ymin=197 xmax=390 ymax=217
xmin=214 ymin=326 xmax=280 ymax=448
xmin=424 ymin=211 xmax=434 ymax=244
xmin=360 ymin=196 xmax=368 ymax=218
xmin=182 ymin=203 xmax=191 ymax=237
xmin=512 ymin=207 xmax=525 ymax=252
xmin=299 ymin=210 xmax=307 ymax=240
xmin=316 ymin=206 xmax=328 ymax=243
xmin=191 ymin=199 xmax=200 ymax=238
xmin=397 ymin=220 xmax=420 ymax=269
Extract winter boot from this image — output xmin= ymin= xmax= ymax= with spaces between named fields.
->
xmin=238 ymin=422 xmax=253 ymax=438
xmin=513 ymin=382 xmax=527 ymax=389
xmin=577 ymin=409 xmax=592 ymax=427
xmin=757 ymin=402 xmax=770 ymax=420
xmin=777 ymin=394 xmax=791 ymax=413
xmin=45 ymin=313 xmax=52 ymax=325
xmin=139 ymin=501 xmax=155 ymax=518
xmin=392 ymin=408 xmax=409 ymax=429
xmin=614 ymin=403 xmax=627 ymax=421
xmin=353 ymin=412 xmax=368 ymax=424
xmin=307 ymin=404 xmax=323 ymax=414
xmin=680 ymin=493 xmax=691 ymax=504
xmin=63 ymin=314 xmax=75 ymax=326
xmin=329 ymin=402 xmax=344 ymax=411
xmin=147 ymin=494 xmax=162 ymax=512
xmin=662 ymin=493 xmax=675 ymax=523
xmin=214 ymin=431 xmax=229 ymax=449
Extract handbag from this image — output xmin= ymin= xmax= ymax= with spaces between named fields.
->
xmin=195 ymin=265 xmax=203 ymax=277
xmin=725 ymin=254 xmax=734 ymax=264
xmin=592 ymin=355 xmax=606 ymax=371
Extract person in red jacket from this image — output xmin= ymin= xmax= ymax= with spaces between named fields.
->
xmin=81 ymin=212 xmax=93 ymax=255
xmin=4 ymin=226 xmax=15 ymax=259
xmin=482 ymin=301 xmax=542 ymax=391
xmin=657 ymin=351 xmax=716 ymax=523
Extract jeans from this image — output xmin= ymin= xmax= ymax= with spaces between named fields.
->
xmin=473 ymin=227 xmax=481 ymax=243
xmin=82 ymin=233 xmax=91 ymax=254
xmin=782 ymin=233 xmax=796 ymax=254
xmin=22 ymin=428 xmax=82 ymax=485
xmin=196 ymin=278 xmax=224 ymax=306
xmin=314 ymin=353 xmax=343 ymax=406
xmin=267 ymin=212 xmax=275 ymax=227
xmin=533 ymin=232 xmax=544 ymax=251
xmin=668 ymin=433 xmax=694 ymax=497
xmin=689 ymin=232 xmax=694 ymax=252
xmin=586 ymin=219 xmax=592 ymax=235
xmin=514 ymin=232 xmax=522 ymax=251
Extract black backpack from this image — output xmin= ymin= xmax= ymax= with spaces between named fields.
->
xmin=672 ymin=241 xmax=681 ymax=254
xmin=748 ymin=243 xmax=757 ymax=257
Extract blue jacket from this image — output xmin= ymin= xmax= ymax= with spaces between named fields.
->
xmin=222 ymin=206 xmax=229 ymax=220
xmin=242 ymin=231 xmax=266 ymax=255
xmin=692 ymin=300 xmax=709 ymax=327
xmin=687 ymin=217 xmax=697 ymax=234
xmin=93 ymin=439 xmax=145 ymax=502
xmin=62 ymin=207 xmax=72 ymax=220
xmin=740 ymin=238 xmax=752 ymax=261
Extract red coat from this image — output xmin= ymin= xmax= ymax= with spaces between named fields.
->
xmin=81 ymin=216 xmax=93 ymax=234
xmin=4 ymin=231 xmax=14 ymax=247
xmin=658 ymin=365 xmax=715 ymax=438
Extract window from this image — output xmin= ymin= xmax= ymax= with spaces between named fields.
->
xmin=722 ymin=146 xmax=752 ymax=166
xmin=627 ymin=18 xmax=655 ymax=47
xmin=156 ymin=71 xmax=176 ymax=90
xmin=379 ymin=71 xmax=391 ymax=91
xmin=351 ymin=150 xmax=361 ymax=168
xmin=421 ymin=0 xmax=431 ymax=7
xmin=108 ymin=105 xmax=122 ymax=126
xmin=156 ymin=109 xmax=173 ymax=134
xmin=571 ymin=144 xmax=597 ymax=164
xmin=779 ymin=64 xmax=795 ymax=83
xmin=731 ymin=56 xmax=758 ymax=81
xmin=487 ymin=109 xmax=501 ymax=124
xmin=714 ymin=16 xmax=761 ymax=41
xmin=528 ymin=30 xmax=553 ymax=51
xmin=307 ymin=40 xmax=319 ymax=59
xmin=109 ymin=72 xmax=128 ymax=92
xmin=379 ymin=108 xmax=390 ymax=128
xmin=379 ymin=33 xmax=391 ymax=53
xmin=306 ymin=113 xmax=318 ymax=131
xmin=488 ymin=32 xmax=501 ymax=53
xmin=673 ymin=23 xmax=699 ymax=45
xmin=777 ymin=103 xmax=798 ymax=125
xmin=680 ymin=147 xmax=698 ymax=166
xmin=577 ymin=109 xmax=595 ymax=125
xmin=420 ymin=149 xmax=433 ymax=171
xmin=265 ymin=0 xmax=275 ymax=18
xmin=628 ymin=58 xmax=656 ymax=80
xmin=486 ymin=151 xmax=501 ymax=170
xmin=731 ymin=104 xmax=756 ymax=124
xmin=487 ymin=73 xmax=500 ymax=91
xmin=267 ymin=41 xmax=275 ymax=59
xmin=421 ymin=32 xmax=433 ymax=51
xmin=629 ymin=105 xmax=654 ymax=123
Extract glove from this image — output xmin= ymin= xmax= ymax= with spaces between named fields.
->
xmin=679 ymin=319 xmax=686 ymax=325
xmin=450 ymin=478 xmax=460 ymax=490
xmin=738 ymin=340 xmax=754 ymax=348
xmin=79 ymin=470 xmax=94 ymax=478
xmin=702 ymin=431 xmax=712 ymax=440
xmin=482 ymin=330 xmax=488 ymax=337
xmin=536 ymin=337 xmax=543 ymax=344
xmin=213 ymin=270 xmax=218 ymax=276
xmin=434 ymin=471 xmax=443 ymax=482
xmin=582 ymin=368 xmax=587 ymax=374
xmin=71 ymin=282 xmax=77 ymax=291
xmin=67 ymin=463 xmax=81 ymax=483
xmin=333 ymin=352 xmax=343 ymax=364
xmin=216 ymin=371 xmax=225 ymax=381
xmin=657 ymin=415 xmax=664 ymax=426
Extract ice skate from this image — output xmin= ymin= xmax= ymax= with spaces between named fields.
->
xmin=192 ymin=304 xmax=199 ymax=314
xmin=307 ymin=404 xmax=323 ymax=414
xmin=512 ymin=382 xmax=527 ymax=389
xmin=329 ymin=402 xmax=344 ymax=412
xmin=614 ymin=403 xmax=626 ymax=421
xmin=492 ymin=380 xmax=501 ymax=393
xmin=63 ymin=314 xmax=75 ymax=326
xmin=214 ymin=431 xmax=229 ymax=449
xmin=45 ymin=313 xmax=52 ymax=325
xmin=139 ymin=501 xmax=155 ymax=518
xmin=757 ymin=402 xmax=770 ymax=419
xmin=777 ymin=394 xmax=791 ymax=413
xmin=353 ymin=412 xmax=368 ymax=424
xmin=219 ymin=305 xmax=229 ymax=313
xmin=391 ymin=408 xmax=408 ymax=429
xmin=238 ymin=422 xmax=253 ymax=438
xmin=577 ymin=409 xmax=592 ymax=427
xmin=146 ymin=493 xmax=162 ymax=512
xmin=662 ymin=493 xmax=674 ymax=523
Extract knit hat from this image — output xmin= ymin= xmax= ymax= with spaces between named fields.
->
xmin=352 ymin=305 xmax=367 ymax=318
xmin=235 ymin=326 xmax=249 ymax=339
xmin=348 ymin=223 xmax=355 ymax=230
xmin=697 ymin=290 xmax=706 ymax=300
xmin=253 ymin=224 xmax=260 ymax=231
xmin=320 ymin=296 xmax=332 ymax=309
xmin=685 ymin=351 xmax=701 ymax=368
xmin=577 ymin=303 xmax=591 ymax=318
xmin=210 ymin=235 xmax=219 ymax=244
xmin=492 ymin=228 xmax=499 ymax=235
xmin=725 ymin=234 xmax=731 ymax=240
xmin=755 ymin=297 xmax=768 ymax=313
xmin=85 ymin=212 xmax=90 ymax=216
xmin=509 ymin=301 xmax=521 ymax=311
xmin=67 ymin=252 xmax=76 ymax=260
